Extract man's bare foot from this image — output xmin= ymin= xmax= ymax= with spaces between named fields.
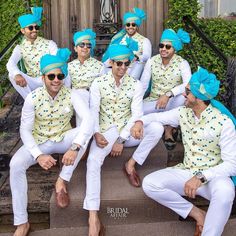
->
xmin=55 ymin=177 xmax=69 ymax=208
xmin=125 ymin=158 xmax=136 ymax=174
xmin=88 ymin=211 xmax=103 ymax=236
xmin=189 ymin=206 xmax=206 ymax=234
xmin=13 ymin=222 xmax=30 ymax=236
xmin=55 ymin=177 xmax=67 ymax=193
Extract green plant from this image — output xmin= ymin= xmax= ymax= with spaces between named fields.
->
xmin=166 ymin=0 xmax=236 ymax=104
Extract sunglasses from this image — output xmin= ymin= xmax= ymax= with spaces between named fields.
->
xmin=185 ymin=87 xmax=191 ymax=95
xmin=114 ymin=60 xmax=131 ymax=67
xmin=27 ymin=25 xmax=40 ymax=31
xmin=46 ymin=73 xmax=65 ymax=81
xmin=159 ymin=43 xmax=172 ymax=50
xmin=77 ymin=42 xmax=92 ymax=49
xmin=126 ymin=23 xmax=136 ymax=27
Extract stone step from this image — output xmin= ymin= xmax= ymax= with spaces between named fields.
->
xmin=1 ymin=219 xmax=236 ymax=236
xmin=50 ymin=142 xmax=178 ymax=228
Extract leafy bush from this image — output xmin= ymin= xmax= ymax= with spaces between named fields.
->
xmin=166 ymin=0 xmax=236 ymax=104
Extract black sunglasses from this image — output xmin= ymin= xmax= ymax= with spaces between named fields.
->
xmin=114 ymin=60 xmax=131 ymax=67
xmin=185 ymin=87 xmax=191 ymax=95
xmin=159 ymin=43 xmax=172 ymax=50
xmin=46 ymin=73 xmax=65 ymax=81
xmin=77 ymin=42 xmax=92 ymax=49
xmin=126 ymin=23 xmax=136 ymax=27
xmin=27 ymin=25 xmax=40 ymax=31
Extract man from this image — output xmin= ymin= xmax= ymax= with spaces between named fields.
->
xmin=141 ymin=28 xmax=192 ymax=149
xmin=103 ymin=7 xmax=152 ymax=80
xmin=10 ymin=48 xmax=93 ymax=236
xmin=6 ymin=7 xmax=60 ymax=99
xmin=132 ymin=67 xmax=236 ymax=236
xmin=68 ymin=29 xmax=104 ymax=107
xmin=83 ymin=44 xmax=144 ymax=236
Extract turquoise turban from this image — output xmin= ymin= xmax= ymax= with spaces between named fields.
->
xmin=18 ymin=7 xmax=43 ymax=28
xmin=102 ymin=37 xmax=138 ymax=62
xmin=73 ymin=28 xmax=96 ymax=51
xmin=190 ymin=67 xmax=236 ymax=127
xmin=40 ymin=48 xmax=71 ymax=76
xmin=123 ymin=8 xmax=146 ymax=27
xmin=161 ymin=29 xmax=190 ymax=52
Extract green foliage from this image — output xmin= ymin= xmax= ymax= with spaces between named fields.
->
xmin=166 ymin=0 xmax=236 ymax=103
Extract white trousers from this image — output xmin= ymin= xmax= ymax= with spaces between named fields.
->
xmin=142 ymin=168 xmax=235 ymax=236
xmin=9 ymin=72 xmax=71 ymax=99
xmin=83 ymin=126 xmax=141 ymax=211
xmin=83 ymin=124 xmax=163 ymax=211
xmin=10 ymin=127 xmax=87 ymax=225
xmin=75 ymin=89 xmax=90 ymax=126
xmin=9 ymin=72 xmax=43 ymax=99
xmin=143 ymin=94 xmax=186 ymax=115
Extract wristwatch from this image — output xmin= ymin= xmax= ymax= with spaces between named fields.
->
xmin=195 ymin=172 xmax=207 ymax=184
xmin=116 ymin=137 xmax=126 ymax=144
xmin=70 ymin=143 xmax=80 ymax=152
xmin=165 ymin=91 xmax=174 ymax=98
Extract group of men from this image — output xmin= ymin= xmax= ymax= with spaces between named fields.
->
xmin=7 ymin=6 xmax=236 ymax=236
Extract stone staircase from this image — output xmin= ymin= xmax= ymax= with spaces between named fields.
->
xmin=1 ymin=141 xmax=236 ymax=235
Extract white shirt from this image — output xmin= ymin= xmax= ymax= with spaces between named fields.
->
xmin=139 ymin=37 xmax=152 ymax=63
xmin=6 ymin=39 xmax=58 ymax=78
xmin=20 ymin=88 xmax=93 ymax=159
xmin=140 ymin=107 xmax=236 ymax=182
xmin=140 ymin=57 xmax=191 ymax=96
xmin=90 ymin=74 xmax=144 ymax=140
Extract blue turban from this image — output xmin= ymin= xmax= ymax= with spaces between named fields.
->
xmin=40 ymin=48 xmax=71 ymax=76
xmin=123 ymin=7 xmax=146 ymax=27
xmin=102 ymin=37 xmax=138 ymax=62
xmin=190 ymin=67 xmax=236 ymax=127
xmin=18 ymin=7 xmax=43 ymax=28
xmin=161 ymin=29 xmax=190 ymax=52
xmin=73 ymin=28 xmax=96 ymax=54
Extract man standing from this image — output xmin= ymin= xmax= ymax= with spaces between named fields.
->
xmin=133 ymin=67 xmax=236 ymax=236
xmin=6 ymin=7 xmax=59 ymax=99
xmin=103 ymin=8 xmax=152 ymax=80
xmin=141 ymin=28 xmax=191 ymax=148
xmin=83 ymin=44 xmax=144 ymax=236
xmin=10 ymin=48 xmax=93 ymax=236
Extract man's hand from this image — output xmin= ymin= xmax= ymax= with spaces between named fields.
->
xmin=184 ymin=176 xmax=202 ymax=199
xmin=110 ymin=142 xmax=124 ymax=157
xmin=37 ymin=154 xmax=57 ymax=170
xmin=94 ymin=132 xmax=108 ymax=148
xmin=156 ymin=95 xmax=169 ymax=109
xmin=62 ymin=149 xmax=79 ymax=166
xmin=15 ymin=74 xmax=27 ymax=87
xmin=131 ymin=121 xmax=143 ymax=139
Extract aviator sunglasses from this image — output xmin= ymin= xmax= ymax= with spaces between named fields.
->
xmin=113 ymin=60 xmax=131 ymax=67
xmin=77 ymin=42 xmax=92 ymax=49
xmin=159 ymin=43 xmax=172 ymax=50
xmin=27 ymin=25 xmax=40 ymax=31
xmin=126 ymin=23 xmax=136 ymax=27
xmin=46 ymin=73 xmax=65 ymax=81
xmin=185 ymin=87 xmax=191 ymax=96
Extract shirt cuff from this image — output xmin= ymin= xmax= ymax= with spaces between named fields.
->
xmin=31 ymin=146 xmax=43 ymax=160
xmin=202 ymin=169 xmax=214 ymax=182
xmin=73 ymin=135 xmax=89 ymax=149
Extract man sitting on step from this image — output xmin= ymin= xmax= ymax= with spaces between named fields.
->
xmin=132 ymin=67 xmax=236 ymax=236
xmin=83 ymin=44 xmax=146 ymax=236
xmin=141 ymin=28 xmax=191 ymax=150
xmin=10 ymin=48 xmax=93 ymax=236
xmin=6 ymin=7 xmax=66 ymax=99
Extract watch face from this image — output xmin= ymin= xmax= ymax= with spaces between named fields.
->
xmin=166 ymin=91 xmax=172 ymax=97
xmin=71 ymin=143 xmax=78 ymax=150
